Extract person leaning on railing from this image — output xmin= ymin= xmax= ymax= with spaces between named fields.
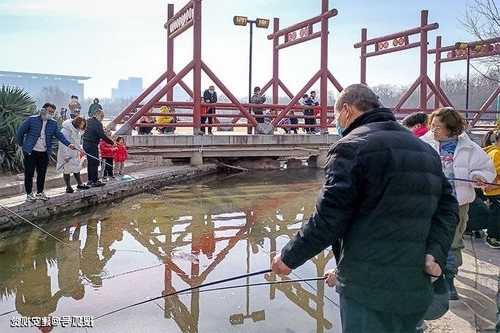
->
xmin=156 ymin=106 xmax=175 ymax=134
xmin=250 ymin=86 xmax=266 ymax=124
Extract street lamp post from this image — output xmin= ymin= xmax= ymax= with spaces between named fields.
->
xmin=234 ymin=16 xmax=269 ymax=134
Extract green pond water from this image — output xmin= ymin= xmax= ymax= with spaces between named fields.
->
xmin=0 ymin=170 xmax=340 ymax=333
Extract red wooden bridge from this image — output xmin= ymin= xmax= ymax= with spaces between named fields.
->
xmin=109 ymin=1 xmax=499 ymax=137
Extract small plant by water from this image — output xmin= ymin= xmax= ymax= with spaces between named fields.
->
xmin=0 ymin=85 xmax=36 ymax=173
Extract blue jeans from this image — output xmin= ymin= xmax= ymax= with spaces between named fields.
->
xmin=340 ymin=295 xmax=424 ymax=333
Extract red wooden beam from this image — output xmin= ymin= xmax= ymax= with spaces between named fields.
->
xmin=277 ymin=32 xmax=322 ymax=50
xmin=278 ymin=79 xmax=294 ymax=99
xmin=202 ymin=61 xmax=257 ymax=126
xmin=393 ymin=77 xmax=422 ymax=112
xmin=266 ymin=9 xmax=338 ymax=40
xmin=109 ymin=71 xmax=169 ymax=129
xmin=327 ymin=71 xmax=343 ymax=92
xmin=272 ymin=70 xmax=321 ymax=126
xmin=354 ymin=22 xmax=438 ymax=48
xmin=425 ymin=77 xmax=453 ymax=109
xmin=470 ymin=86 xmax=500 ymax=127
xmin=176 ymin=77 xmax=194 ymax=98
xmin=164 ymin=0 xmax=193 ymax=29
xmin=437 ymin=51 xmax=500 ymax=63
xmin=428 ymin=36 xmax=500 ymax=54
xmin=366 ymin=42 xmax=421 ymax=58
xmin=115 ymin=61 xmax=194 ymax=135
xmin=260 ymin=78 xmax=274 ymax=96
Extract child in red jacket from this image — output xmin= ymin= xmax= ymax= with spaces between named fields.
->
xmin=114 ymin=137 xmax=128 ymax=176
xmin=99 ymin=138 xmax=116 ymax=180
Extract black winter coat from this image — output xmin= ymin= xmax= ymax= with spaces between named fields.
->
xmin=203 ymin=90 xmax=217 ymax=104
xmin=281 ymin=108 xmax=458 ymax=315
xmin=82 ymin=118 xmax=113 ymax=145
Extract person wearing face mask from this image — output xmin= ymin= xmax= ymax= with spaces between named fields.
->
xmin=56 ymin=116 xmax=90 ymax=193
xmin=82 ymin=109 xmax=114 ymax=187
xmin=272 ymin=84 xmax=459 ymax=333
xmin=16 ymin=103 xmax=76 ymax=202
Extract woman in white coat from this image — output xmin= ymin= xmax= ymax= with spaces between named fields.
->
xmin=421 ymin=107 xmax=496 ymax=300
xmin=56 ymin=117 xmax=89 ymax=193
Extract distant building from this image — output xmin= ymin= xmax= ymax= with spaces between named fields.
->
xmin=0 ymin=70 xmax=90 ymax=99
xmin=111 ymin=77 xmax=143 ymax=100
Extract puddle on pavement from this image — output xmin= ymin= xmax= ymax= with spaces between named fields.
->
xmin=0 ymin=169 xmax=340 ymax=332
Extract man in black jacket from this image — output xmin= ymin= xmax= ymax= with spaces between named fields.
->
xmin=202 ymin=86 xmax=217 ymax=135
xmin=82 ymin=109 xmax=114 ymax=187
xmin=272 ymin=84 xmax=459 ymax=333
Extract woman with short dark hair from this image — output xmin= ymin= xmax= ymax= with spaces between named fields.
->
xmin=56 ymin=116 xmax=90 ymax=193
xmin=421 ymin=107 xmax=496 ymax=299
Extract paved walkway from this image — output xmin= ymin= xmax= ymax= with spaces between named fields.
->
xmin=428 ymin=238 xmax=499 ymax=332
xmin=0 ymin=164 xmax=217 ymax=231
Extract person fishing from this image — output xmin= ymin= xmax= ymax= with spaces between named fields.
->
xmin=271 ymin=84 xmax=459 ymax=333
xmin=420 ymin=107 xmax=495 ymax=299
xmin=16 ymin=103 xmax=76 ymax=202
xmin=82 ymin=109 xmax=114 ymax=187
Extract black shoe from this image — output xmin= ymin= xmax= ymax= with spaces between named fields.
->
xmin=66 ymin=187 xmax=74 ymax=194
xmin=77 ymin=184 xmax=90 ymax=190
xmin=94 ymin=181 xmax=105 ymax=187
xmin=445 ymin=277 xmax=459 ymax=300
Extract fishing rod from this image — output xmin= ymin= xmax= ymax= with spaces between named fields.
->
xmin=78 ymin=148 xmax=138 ymax=181
xmin=0 ymin=203 xmax=68 ymax=245
xmin=448 ymin=177 xmax=500 ymax=187
xmin=174 ymin=276 xmax=326 ymax=297
xmin=77 ymin=148 xmax=115 ymax=173
xmin=96 ymin=269 xmax=273 ymax=320
xmin=56 ymin=157 xmax=73 ymax=172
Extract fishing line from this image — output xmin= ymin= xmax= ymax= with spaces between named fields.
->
xmin=0 ymin=309 xmax=17 ymax=317
xmin=56 ymin=157 xmax=73 ymax=172
xmin=0 ymin=203 xmax=69 ymax=246
xmin=449 ymin=177 xmax=500 ymax=187
xmin=95 ymin=269 xmax=273 ymax=320
xmin=174 ymin=276 xmax=326 ymax=297
xmin=78 ymin=148 xmax=115 ymax=172
xmin=256 ymin=227 xmax=339 ymax=308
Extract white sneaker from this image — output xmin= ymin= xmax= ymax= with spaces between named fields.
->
xmin=26 ymin=193 xmax=36 ymax=202
xmin=35 ymin=192 xmax=49 ymax=201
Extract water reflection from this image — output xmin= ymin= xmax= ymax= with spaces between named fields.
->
xmin=0 ymin=170 xmax=339 ymax=332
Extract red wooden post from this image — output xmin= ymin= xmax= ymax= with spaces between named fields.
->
xmin=319 ymin=0 xmax=329 ymax=133
xmin=419 ymin=10 xmax=429 ymax=112
xmin=167 ymin=4 xmax=175 ymax=102
xmin=193 ymin=0 xmax=202 ymax=134
xmin=434 ymin=35 xmax=442 ymax=109
xmin=360 ymin=28 xmax=367 ymax=84
xmin=273 ymin=18 xmax=279 ymax=106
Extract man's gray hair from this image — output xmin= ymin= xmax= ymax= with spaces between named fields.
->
xmin=335 ymin=84 xmax=381 ymax=112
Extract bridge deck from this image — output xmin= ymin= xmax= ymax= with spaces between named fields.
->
xmin=124 ymin=134 xmax=340 ymax=159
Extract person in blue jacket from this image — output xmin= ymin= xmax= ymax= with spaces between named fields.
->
xmin=16 ymin=103 xmax=76 ymax=202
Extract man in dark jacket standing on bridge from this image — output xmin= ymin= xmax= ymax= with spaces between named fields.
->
xmin=202 ymin=85 xmax=217 ymax=135
xmin=272 ymin=84 xmax=459 ymax=333
xmin=83 ymin=109 xmax=114 ymax=187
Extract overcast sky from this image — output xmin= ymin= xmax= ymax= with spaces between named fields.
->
xmin=1 ymin=0 xmax=478 ymax=99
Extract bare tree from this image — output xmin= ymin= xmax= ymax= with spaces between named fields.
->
xmin=462 ymin=0 xmax=500 ymax=80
